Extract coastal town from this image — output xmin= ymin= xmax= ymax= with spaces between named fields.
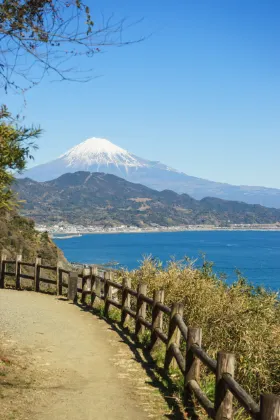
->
xmin=36 ymin=221 xmax=280 ymax=236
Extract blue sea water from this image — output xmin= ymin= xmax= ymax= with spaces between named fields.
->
xmin=53 ymin=231 xmax=280 ymax=290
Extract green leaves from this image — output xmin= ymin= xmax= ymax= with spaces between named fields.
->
xmin=0 ymin=106 xmax=41 ymax=209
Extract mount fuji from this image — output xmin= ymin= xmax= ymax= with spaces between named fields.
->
xmin=20 ymin=137 xmax=280 ymax=208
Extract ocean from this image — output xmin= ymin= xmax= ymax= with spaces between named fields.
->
xmin=53 ymin=231 xmax=280 ymax=290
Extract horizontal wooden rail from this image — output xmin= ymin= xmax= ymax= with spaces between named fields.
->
xmin=140 ymin=293 xmax=154 ymax=306
xmin=82 ymin=274 xmax=92 ymax=280
xmin=4 ymin=271 xmax=16 ymax=276
xmin=155 ymin=301 xmax=171 ymax=315
xmin=39 ymin=277 xmax=56 ymax=285
xmin=188 ymin=379 xmax=216 ymax=418
xmin=138 ymin=316 xmax=152 ymax=330
xmin=1 ymin=255 xmax=279 ymax=420
xmin=123 ymin=307 xmax=137 ymax=319
xmin=125 ymin=286 xmax=138 ymax=297
xmin=60 ymin=268 xmax=70 ymax=275
xmin=154 ymin=327 xmax=168 ymax=345
xmin=191 ymin=344 xmax=217 ymax=374
xmin=20 ymin=262 xmax=35 ymax=268
xmin=20 ymin=273 xmax=34 ymax=280
xmin=106 ymin=297 xmax=122 ymax=310
xmin=106 ymin=279 xmax=123 ymax=290
xmin=223 ymin=373 xmax=260 ymax=417
xmin=39 ymin=264 xmax=57 ymax=271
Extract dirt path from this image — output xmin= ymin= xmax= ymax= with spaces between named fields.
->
xmin=0 ymin=290 xmax=174 ymax=420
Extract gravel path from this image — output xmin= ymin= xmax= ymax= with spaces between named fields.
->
xmin=0 ymin=290 xmax=170 ymax=419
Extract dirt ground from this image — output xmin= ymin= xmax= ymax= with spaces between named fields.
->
xmin=0 ymin=290 xmax=183 ymax=420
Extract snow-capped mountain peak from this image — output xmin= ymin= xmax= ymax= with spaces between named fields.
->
xmin=61 ymin=137 xmax=143 ymax=169
xmin=17 ymin=136 xmax=280 ymax=208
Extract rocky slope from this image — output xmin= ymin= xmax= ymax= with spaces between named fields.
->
xmin=0 ymin=210 xmax=66 ymax=264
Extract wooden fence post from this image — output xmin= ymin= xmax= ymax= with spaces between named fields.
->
xmin=164 ymin=302 xmax=184 ymax=370
xmin=34 ymin=257 xmax=41 ymax=292
xmin=15 ymin=254 xmax=22 ymax=289
xmin=184 ymin=327 xmax=202 ymax=413
xmin=95 ymin=272 xmax=102 ymax=305
xmin=215 ymin=352 xmax=235 ymax=420
xmin=91 ymin=266 xmax=98 ymax=306
xmin=68 ymin=272 xmax=78 ymax=303
xmin=150 ymin=289 xmax=164 ymax=350
xmin=121 ymin=277 xmax=131 ymax=326
xmin=260 ymin=394 xmax=280 ymax=420
xmin=56 ymin=262 xmax=63 ymax=296
xmin=81 ymin=267 xmax=91 ymax=304
xmin=135 ymin=282 xmax=147 ymax=337
xmin=0 ymin=252 xmax=7 ymax=288
xmin=104 ymin=271 xmax=113 ymax=317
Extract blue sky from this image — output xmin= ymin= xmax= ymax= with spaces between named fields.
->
xmin=3 ymin=0 xmax=280 ymax=188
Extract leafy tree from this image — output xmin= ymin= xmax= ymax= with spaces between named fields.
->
xmin=0 ymin=105 xmax=40 ymax=208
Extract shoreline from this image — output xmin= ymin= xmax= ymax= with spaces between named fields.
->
xmin=47 ymin=225 xmax=280 ymax=238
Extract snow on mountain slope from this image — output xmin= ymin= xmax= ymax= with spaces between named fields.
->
xmin=19 ymin=137 xmax=280 ymax=208
xmin=61 ymin=137 xmax=144 ymax=170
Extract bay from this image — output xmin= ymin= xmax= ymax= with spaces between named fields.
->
xmin=53 ymin=231 xmax=280 ymax=290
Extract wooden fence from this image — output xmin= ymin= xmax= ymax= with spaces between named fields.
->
xmin=0 ymin=252 xmax=279 ymax=420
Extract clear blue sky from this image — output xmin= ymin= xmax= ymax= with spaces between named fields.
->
xmin=3 ymin=0 xmax=280 ymax=188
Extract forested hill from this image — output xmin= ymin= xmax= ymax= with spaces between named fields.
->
xmin=14 ymin=171 xmax=280 ymax=227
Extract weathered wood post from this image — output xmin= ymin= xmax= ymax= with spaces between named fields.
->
xmin=135 ymin=282 xmax=147 ymax=337
xmin=81 ymin=267 xmax=91 ymax=304
xmin=150 ymin=289 xmax=164 ymax=350
xmin=260 ymin=394 xmax=280 ymax=420
xmin=56 ymin=262 xmax=63 ymax=296
xmin=121 ymin=277 xmax=131 ymax=326
xmin=91 ymin=266 xmax=98 ymax=306
xmin=95 ymin=271 xmax=102 ymax=306
xmin=215 ymin=352 xmax=235 ymax=420
xmin=68 ymin=272 xmax=78 ymax=303
xmin=15 ymin=254 xmax=22 ymax=289
xmin=164 ymin=302 xmax=184 ymax=370
xmin=184 ymin=327 xmax=202 ymax=414
xmin=34 ymin=257 xmax=42 ymax=292
xmin=104 ymin=271 xmax=113 ymax=317
xmin=0 ymin=252 xmax=7 ymax=289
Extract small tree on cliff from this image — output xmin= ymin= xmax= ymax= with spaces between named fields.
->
xmin=0 ymin=105 xmax=40 ymax=208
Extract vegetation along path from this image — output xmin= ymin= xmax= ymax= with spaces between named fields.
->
xmin=0 ymin=290 xmax=172 ymax=420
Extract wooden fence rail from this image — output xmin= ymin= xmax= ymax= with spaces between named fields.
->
xmin=0 ymin=252 xmax=279 ymax=420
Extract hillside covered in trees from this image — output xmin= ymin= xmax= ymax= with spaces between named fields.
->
xmin=14 ymin=171 xmax=280 ymax=227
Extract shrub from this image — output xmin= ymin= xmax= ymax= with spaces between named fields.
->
xmin=126 ymin=257 xmax=280 ymax=400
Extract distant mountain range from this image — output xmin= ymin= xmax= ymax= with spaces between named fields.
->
xmin=14 ymin=172 xmax=280 ymax=227
xmin=19 ymin=137 xmax=280 ymax=208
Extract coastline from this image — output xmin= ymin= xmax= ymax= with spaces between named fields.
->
xmin=46 ymin=224 xmax=280 ymax=238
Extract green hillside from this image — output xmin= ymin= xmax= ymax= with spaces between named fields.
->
xmin=13 ymin=171 xmax=280 ymax=227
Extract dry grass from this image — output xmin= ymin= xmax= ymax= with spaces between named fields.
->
xmin=124 ymin=257 xmax=280 ymax=401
